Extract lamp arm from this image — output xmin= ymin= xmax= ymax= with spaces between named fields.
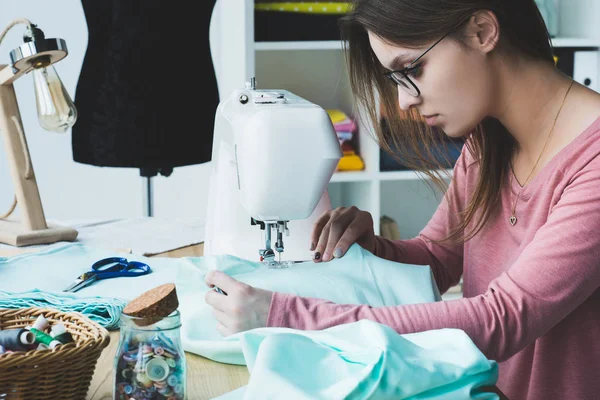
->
xmin=11 ymin=115 xmax=33 ymax=179
xmin=0 ymin=19 xmax=32 ymax=45
xmin=0 ymin=20 xmax=34 ymax=222
xmin=0 ymin=116 xmax=32 ymax=221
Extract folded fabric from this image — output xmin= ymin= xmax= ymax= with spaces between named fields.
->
xmin=327 ymin=109 xmax=350 ymax=124
xmin=338 ymin=154 xmax=365 ymax=171
xmin=0 ymin=289 xmax=126 ymax=329
xmin=336 ymin=131 xmax=353 ymax=142
xmin=334 ymin=120 xmax=357 ymax=133
xmin=175 ymin=243 xmax=441 ymax=364
xmin=255 ymin=2 xmax=352 ymax=14
xmin=213 ymin=320 xmax=499 ymax=400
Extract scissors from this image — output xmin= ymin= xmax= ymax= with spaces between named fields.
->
xmin=63 ymin=257 xmax=152 ymax=293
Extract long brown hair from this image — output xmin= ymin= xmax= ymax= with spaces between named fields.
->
xmin=339 ymin=0 xmax=554 ymax=243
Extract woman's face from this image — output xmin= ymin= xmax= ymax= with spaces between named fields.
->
xmin=368 ymin=31 xmax=497 ymax=138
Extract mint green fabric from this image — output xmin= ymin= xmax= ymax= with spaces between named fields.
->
xmin=213 ymin=320 xmax=499 ymax=400
xmin=0 ymin=243 xmax=499 ymax=398
xmin=175 ymin=243 xmax=442 ymax=364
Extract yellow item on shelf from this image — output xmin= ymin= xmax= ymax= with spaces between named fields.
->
xmin=255 ymin=2 xmax=352 ymax=14
xmin=326 ymin=109 xmax=349 ymax=124
xmin=337 ymin=154 xmax=364 ymax=171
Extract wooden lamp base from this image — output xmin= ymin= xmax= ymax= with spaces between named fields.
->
xmin=0 ymin=64 xmax=79 ymax=248
xmin=0 ymin=219 xmax=78 ymax=247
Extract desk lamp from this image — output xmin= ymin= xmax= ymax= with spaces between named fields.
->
xmin=0 ymin=19 xmax=78 ymax=246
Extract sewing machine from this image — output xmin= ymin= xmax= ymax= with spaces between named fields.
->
xmin=204 ymin=79 xmax=342 ymax=264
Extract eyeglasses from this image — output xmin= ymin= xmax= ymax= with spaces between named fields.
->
xmin=383 ymin=18 xmax=470 ymax=97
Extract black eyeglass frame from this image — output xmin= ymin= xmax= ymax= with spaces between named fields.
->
xmin=383 ymin=17 xmax=471 ymax=97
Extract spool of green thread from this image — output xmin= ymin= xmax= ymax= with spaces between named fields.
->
xmin=29 ymin=328 xmax=62 ymax=349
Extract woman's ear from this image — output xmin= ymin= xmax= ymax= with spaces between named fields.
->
xmin=461 ymin=10 xmax=501 ymax=54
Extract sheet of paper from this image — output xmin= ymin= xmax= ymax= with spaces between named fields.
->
xmin=0 ymin=217 xmax=205 ymax=256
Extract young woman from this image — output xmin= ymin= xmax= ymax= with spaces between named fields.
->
xmin=205 ymin=1 xmax=600 ymax=397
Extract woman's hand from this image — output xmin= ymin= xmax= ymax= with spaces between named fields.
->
xmin=204 ymin=270 xmax=273 ymax=337
xmin=310 ymin=206 xmax=376 ymax=262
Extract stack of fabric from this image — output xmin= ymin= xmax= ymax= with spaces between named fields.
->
xmin=327 ymin=109 xmax=365 ymax=172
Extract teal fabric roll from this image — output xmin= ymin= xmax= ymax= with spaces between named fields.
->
xmin=213 ymin=320 xmax=499 ymax=399
xmin=0 ymin=289 xmax=126 ymax=329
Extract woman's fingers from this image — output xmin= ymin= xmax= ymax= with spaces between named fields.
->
xmin=212 ymin=308 xmax=233 ymax=328
xmin=322 ymin=208 xmax=356 ymax=261
xmin=204 ymin=288 xmax=227 ymax=312
xmin=310 ymin=211 xmax=331 ymax=251
xmin=204 ymin=270 xmax=241 ymax=295
xmin=326 ymin=215 xmax=365 ymax=260
xmin=313 ymin=221 xmax=331 ymax=262
xmin=215 ymin=322 xmax=231 ymax=337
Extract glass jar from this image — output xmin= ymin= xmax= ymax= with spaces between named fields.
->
xmin=113 ymin=310 xmax=187 ymax=400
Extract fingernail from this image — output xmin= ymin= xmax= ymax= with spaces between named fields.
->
xmin=322 ymin=253 xmax=332 ymax=261
xmin=309 ymin=242 xmax=315 ymax=251
xmin=313 ymin=252 xmax=321 ymax=260
xmin=333 ymin=248 xmax=343 ymax=258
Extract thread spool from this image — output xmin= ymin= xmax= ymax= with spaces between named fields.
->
xmin=27 ymin=314 xmax=49 ymax=331
xmin=50 ymin=323 xmax=74 ymax=344
xmin=0 ymin=328 xmax=35 ymax=351
xmin=29 ymin=328 xmax=62 ymax=349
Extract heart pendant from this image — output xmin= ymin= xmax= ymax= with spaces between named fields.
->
xmin=509 ymin=216 xmax=517 ymax=226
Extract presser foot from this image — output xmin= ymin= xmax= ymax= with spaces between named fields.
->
xmin=259 ymin=249 xmax=289 ymax=269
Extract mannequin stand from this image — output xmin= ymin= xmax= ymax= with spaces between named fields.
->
xmin=140 ymin=167 xmax=173 ymax=217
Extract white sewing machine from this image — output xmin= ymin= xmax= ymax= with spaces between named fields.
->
xmin=204 ymin=79 xmax=342 ymax=263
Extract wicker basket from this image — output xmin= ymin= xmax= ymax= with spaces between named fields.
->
xmin=0 ymin=307 xmax=110 ymax=400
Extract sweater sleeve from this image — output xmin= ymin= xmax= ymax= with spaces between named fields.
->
xmin=373 ymin=148 xmax=470 ymax=293
xmin=267 ymin=156 xmax=600 ymax=362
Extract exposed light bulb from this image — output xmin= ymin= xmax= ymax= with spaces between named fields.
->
xmin=32 ymin=64 xmax=77 ymax=133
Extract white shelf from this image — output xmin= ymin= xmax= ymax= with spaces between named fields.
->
xmin=330 ymin=171 xmax=375 ymax=183
xmin=330 ymin=169 xmax=453 ymax=183
xmin=256 ymin=38 xmax=600 ymax=51
xmin=379 ymin=169 xmax=453 ymax=181
xmin=256 ymin=41 xmax=343 ymax=51
xmin=551 ymin=37 xmax=600 ymax=48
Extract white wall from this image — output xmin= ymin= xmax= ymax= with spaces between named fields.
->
xmin=559 ymin=0 xmax=600 ymax=39
xmin=559 ymin=0 xmax=600 ymax=85
xmin=0 ymin=0 xmax=212 ymax=222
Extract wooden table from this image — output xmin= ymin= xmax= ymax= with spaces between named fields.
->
xmin=86 ymin=243 xmax=250 ymax=400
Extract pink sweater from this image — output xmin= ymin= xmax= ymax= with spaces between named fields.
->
xmin=267 ymin=117 xmax=600 ymax=399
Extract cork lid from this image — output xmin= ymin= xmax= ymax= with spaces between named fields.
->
xmin=123 ymin=283 xmax=179 ymax=326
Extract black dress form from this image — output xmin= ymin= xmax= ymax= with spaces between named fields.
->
xmin=72 ymin=0 xmax=218 ymax=173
